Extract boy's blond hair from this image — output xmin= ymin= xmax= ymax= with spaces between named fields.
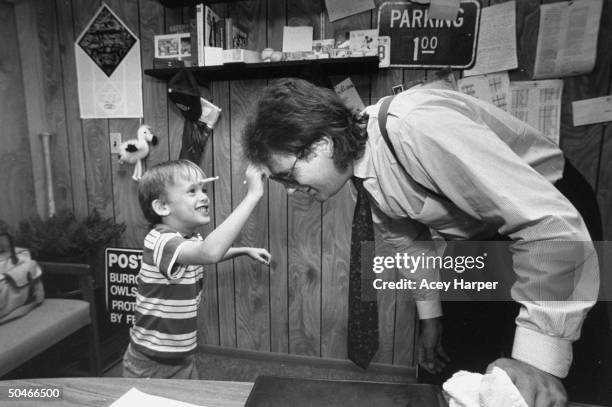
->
xmin=138 ymin=159 xmax=206 ymax=225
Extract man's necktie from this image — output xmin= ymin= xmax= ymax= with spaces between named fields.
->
xmin=347 ymin=176 xmax=378 ymax=369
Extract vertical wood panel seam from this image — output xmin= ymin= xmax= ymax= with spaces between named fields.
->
xmin=595 ymin=130 xmax=605 ymax=195
xmin=229 ymin=80 xmax=238 ymax=348
xmin=265 ymin=2 xmax=271 ymax=353
xmin=163 ymin=8 xmax=171 ymax=156
xmin=105 ymin=120 xmax=118 ymax=220
xmin=286 ymin=186 xmax=290 ymax=353
xmin=73 ymin=0 xmax=90 ymax=214
xmin=213 ymin=80 xmax=219 ymax=345
xmin=54 ymin=0 xmax=75 ymax=214
xmin=283 ymin=2 xmax=289 ymax=354
xmin=267 ymin=179 xmax=271 ymax=352
xmin=210 ymin=94 xmax=221 ymax=346
xmin=321 ymin=205 xmax=325 ymax=358
xmin=603 ymin=66 xmax=612 ymax=196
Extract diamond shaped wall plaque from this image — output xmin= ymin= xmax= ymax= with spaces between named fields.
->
xmin=78 ymin=5 xmax=136 ymax=77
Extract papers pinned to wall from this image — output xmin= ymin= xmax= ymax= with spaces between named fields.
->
xmin=572 ymin=95 xmax=612 ymax=126
xmin=509 ymin=80 xmax=564 ymax=145
xmin=533 ymin=0 xmax=603 ymax=79
xmin=349 ymin=29 xmax=379 ymax=56
xmin=334 ymin=78 xmax=365 ymax=113
xmin=458 ymin=72 xmax=510 ymax=111
xmin=75 ymin=4 xmax=143 ymax=118
xmin=325 ymin=0 xmax=375 ymax=22
xmin=463 ymin=1 xmax=517 ymax=77
xmin=428 ymin=0 xmax=461 ymax=21
xmin=282 ymin=26 xmax=314 ymax=52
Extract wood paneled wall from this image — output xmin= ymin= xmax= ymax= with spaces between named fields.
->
xmin=0 ymin=1 xmax=37 ymax=225
xmin=3 ymin=0 xmax=611 ymax=368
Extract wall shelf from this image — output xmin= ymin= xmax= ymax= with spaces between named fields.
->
xmin=156 ymin=0 xmax=241 ymax=7
xmin=144 ymin=56 xmax=380 ymax=87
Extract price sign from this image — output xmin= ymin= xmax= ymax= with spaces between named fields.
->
xmin=378 ymin=1 xmax=480 ymax=68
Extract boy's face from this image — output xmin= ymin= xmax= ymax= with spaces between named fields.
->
xmin=159 ymin=174 xmax=211 ymax=234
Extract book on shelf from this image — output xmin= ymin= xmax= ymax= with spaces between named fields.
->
xmin=168 ymin=23 xmax=190 ymax=34
xmin=224 ymin=18 xmax=248 ymax=50
xmin=153 ymin=57 xmax=187 ymax=69
xmin=312 ymin=39 xmax=335 ymax=59
xmin=195 ymin=4 xmax=223 ymax=66
xmin=222 ymin=49 xmax=261 ymax=64
xmin=202 ymin=46 xmax=224 ymax=66
xmin=215 ymin=18 xmax=226 ymax=49
xmin=189 ymin=17 xmax=198 ymax=66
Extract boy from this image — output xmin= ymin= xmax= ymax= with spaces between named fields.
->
xmin=123 ymin=159 xmax=270 ymax=379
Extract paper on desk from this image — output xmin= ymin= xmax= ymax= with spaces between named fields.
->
xmin=572 ymin=95 xmax=612 ymax=126
xmin=533 ymin=0 xmax=603 ymax=79
xmin=464 ymin=1 xmax=517 ymax=77
xmin=282 ymin=26 xmax=313 ymax=52
xmin=428 ymin=0 xmax=461 ymax=21
xmin=109 ymin=387 xmax=205 ymax=407
xmin=458 ymin=72 xmax=510 ymax=111
xmin=509 ymin=80 xmax=563 ymax=145
xmin=324 ymin=0 xmax=375 ymax=22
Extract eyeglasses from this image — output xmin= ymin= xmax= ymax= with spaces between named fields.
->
xmin=268 ymin=154 xmax=300 ymax=188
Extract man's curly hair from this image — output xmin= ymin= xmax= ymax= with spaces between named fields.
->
xmin=242 ymin=78 xmax=368 ymax=170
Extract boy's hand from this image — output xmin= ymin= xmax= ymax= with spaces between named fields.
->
xmin=245 ymin=163 xmax=266 ymax=199
xmin=247 ymin=248 xmax=271 ymax=265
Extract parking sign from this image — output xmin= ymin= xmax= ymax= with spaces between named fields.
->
xmin=378 ymin=1 xmax=481 ymax=68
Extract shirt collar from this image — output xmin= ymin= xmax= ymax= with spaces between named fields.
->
xmin=155 ymin=223 xmax=197 ymax=239
xmin=352 ymin=105 xmax=380 ymax=180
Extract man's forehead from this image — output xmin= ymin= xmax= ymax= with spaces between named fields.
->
xmin=266 ymin=153 xmax=294 ymax=174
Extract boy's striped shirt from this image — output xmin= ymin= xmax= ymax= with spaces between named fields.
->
xmin=130 ymin=224 xmax=204 ymax=359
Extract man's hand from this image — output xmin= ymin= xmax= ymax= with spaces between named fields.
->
xmin=417 ymin=317 xmax=449 ymax=374
xmin=487 ymin=358 xmax=567 ymax=407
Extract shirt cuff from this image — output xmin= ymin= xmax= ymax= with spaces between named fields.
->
xmin=511 ymin=325 xmax=572 ymax=378
xmin=416 ymin=300 xmax=443 ymax=319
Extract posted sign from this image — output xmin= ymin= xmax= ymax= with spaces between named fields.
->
xmin=378 ymin=1 xmax=480 ymax=68
xmin=105 ymin=248 xmax=142 ymax=326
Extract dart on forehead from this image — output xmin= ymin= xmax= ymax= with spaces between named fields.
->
xmin=202 ymin=176 xmax=219 ymax=184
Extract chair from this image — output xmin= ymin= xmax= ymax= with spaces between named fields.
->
xmin=0 ymin=262 xmax=102 ymax=377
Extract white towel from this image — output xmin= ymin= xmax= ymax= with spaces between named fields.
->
xmin=443 ymin=366 xmax=528 ymax=407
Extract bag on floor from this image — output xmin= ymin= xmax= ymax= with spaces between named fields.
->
xmin=0 ymin=233 xmax=45 ymax=324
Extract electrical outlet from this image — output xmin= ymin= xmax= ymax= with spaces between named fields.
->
xmin=110 ymin=132 xmax=122 ymax=154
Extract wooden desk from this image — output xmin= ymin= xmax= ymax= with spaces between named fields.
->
xmin=0 ymin=378 xmax=253 ymax=407
xmin=0 ymin=378 xmax=603 ymax=407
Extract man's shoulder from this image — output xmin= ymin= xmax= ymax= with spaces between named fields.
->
xmin=389 ymin=89 xmax=476 ymax=129
xmin=396 ymin=87 xmax=466 ymax=109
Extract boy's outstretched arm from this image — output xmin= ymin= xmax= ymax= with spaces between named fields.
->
xmin=179 ymin=163 xmax=266 ymax=264
xmin=221 ymin=247 xmax=271 ymax=265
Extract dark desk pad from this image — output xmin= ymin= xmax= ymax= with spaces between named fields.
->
xmin=244 ymin=376 xmax=446 ymax=407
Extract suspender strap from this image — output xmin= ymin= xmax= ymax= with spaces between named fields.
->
xmin=377 ymin=96 xmax=449 ymax=202
xmin=378 ymin=96 xmax=399 ymax=162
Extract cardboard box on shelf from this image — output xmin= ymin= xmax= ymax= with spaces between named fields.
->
xmin=203 ymin=46 xmax=224 ymax=66
xmin=223 ymin=49 xmax=261 ymax=64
